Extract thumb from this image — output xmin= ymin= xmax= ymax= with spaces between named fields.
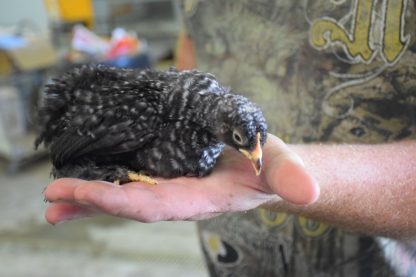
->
xmin=264 ymin=135 xmax=320 ymax=205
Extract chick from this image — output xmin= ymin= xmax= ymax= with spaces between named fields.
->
xmin=35 ymin=65 xmax=267 ymax=184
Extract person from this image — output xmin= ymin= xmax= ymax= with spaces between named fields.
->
xmin=44 ymin=1 xmax=416 ymax=276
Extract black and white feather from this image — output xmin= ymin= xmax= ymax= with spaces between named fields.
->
xmin=35 ymin=65 xmax=267 ymax=183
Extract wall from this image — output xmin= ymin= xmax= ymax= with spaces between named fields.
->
xmin=0 ymin=0 xmax=49 ymax=32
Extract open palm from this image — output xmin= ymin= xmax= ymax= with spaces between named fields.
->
xmin=44 ymin=134 xmax=319 ymax=224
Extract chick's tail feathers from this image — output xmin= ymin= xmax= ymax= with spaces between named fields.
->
xmin=35 ymin=65 xmax=115 ymax=149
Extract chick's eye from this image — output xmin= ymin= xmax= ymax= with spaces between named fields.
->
xmin=232 ymin=130 xmax=244 ymax=145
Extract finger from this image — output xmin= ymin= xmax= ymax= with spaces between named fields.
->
xmin=72 ymin=180 xmax=222 ymax=222
xmin=44 ymin=178 xmax=116 ymax=203
xmin=46 ymin=179 xmax=216 ymax=222
xmin=264 ymin=135 xmax=320 ymax=205
xmin=44 ymin=178 xmax=89 ymax=202
xmin=73 ymin=181 xmax=158 ymax=221
xmin=45 ymin=202 xmax=99 ymax=225
xmin=267 ymin=159 xmax=319 ymax=205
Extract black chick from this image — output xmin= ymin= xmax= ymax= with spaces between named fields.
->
xmin=35 ymin=65 xmax=267 ymax=184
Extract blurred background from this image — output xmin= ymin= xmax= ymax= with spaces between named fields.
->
xmin=0 ymin=0 xmax=207 ymax=276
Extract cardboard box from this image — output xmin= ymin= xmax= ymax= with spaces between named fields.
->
xmin=0 ymin=51 xmax=12 ymax=75
xmin=0 ymin=37 xmax=58 ymax=73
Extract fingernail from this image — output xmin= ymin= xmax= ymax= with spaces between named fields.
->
xmin=287 ymin=153 xmax=305 ymax=167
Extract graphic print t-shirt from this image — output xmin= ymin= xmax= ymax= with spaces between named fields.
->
xmin=182 ymin=1 xmax=416 ymax=276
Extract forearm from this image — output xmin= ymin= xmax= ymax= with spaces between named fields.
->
xmin=273 ymin=140 xmax=416 ymax=239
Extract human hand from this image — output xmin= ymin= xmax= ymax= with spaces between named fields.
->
xmin=44 ymin=134 xmax=319 ymax=224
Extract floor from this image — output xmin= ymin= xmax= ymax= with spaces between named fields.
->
xmin=0 ymin=159 xmax=209 ymax=277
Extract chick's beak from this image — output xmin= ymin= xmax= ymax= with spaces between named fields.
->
xmin=239 ymin=133 xmax=263 ymax=176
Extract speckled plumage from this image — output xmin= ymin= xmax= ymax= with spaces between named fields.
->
xmin=35 ymin=65 xmax=267 ymax=183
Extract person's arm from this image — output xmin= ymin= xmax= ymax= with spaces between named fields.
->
xmin=275 ymin=140 xmax=416 ymax=239
xmin=175 ymin=30 xmax=196 ymax=70
xmin=43 ymin=135 xmax=416 ymax=239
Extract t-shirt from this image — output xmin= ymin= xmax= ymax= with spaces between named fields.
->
xmin=182 ymin=0 xmax=416 ymax=276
